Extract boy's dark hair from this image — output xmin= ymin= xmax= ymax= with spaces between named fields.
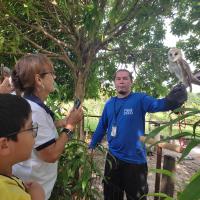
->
xmin=113 ymin=69 xmax=133 ymax=81
xmin=0 ymin=94 xmax=31 ymax=141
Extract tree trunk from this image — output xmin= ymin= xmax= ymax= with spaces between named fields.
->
xmin=74 ymin=69 xmax=88 ymax=140
xmin=74 ymin=70 xmax=87 ymax=101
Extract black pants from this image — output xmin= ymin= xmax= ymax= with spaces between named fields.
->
xmin=103 ymin=152 xmax=148 ymax=200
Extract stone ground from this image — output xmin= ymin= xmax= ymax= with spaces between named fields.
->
xmin=92 ymin=144 xmax=200 ymax=200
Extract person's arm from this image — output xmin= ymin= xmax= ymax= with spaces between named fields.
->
xmin=142 ymin=83 xmax=187 ymax=113
xmin=36 ymin=107 xmax=83 ymax=163
xmin=24 ymin=181 xmax=45 ymax=200
xmin=89 ymin=106 xmax=108 ymax=149
xmin=0 ymin=77 xmax=13 ymax=94
xmin=54 ymin=118 xmax=67 ymax=128
xmin=55 ymin=100 xmax=82 ymax=128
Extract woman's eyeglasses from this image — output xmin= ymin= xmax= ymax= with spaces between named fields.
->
xmin=39 ymin=71 xmax=55 ymax=77
xmin=6 ymin=122 xmax=38 ymax=138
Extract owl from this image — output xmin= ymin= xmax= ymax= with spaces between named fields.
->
xmin=168 ymin=47 xmax=200 ymax=92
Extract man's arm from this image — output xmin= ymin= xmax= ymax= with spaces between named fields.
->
xmin=142 ymin=83 xmax=187 ymax=113
xmin=89 ymin=106 xmax=108 ymax=149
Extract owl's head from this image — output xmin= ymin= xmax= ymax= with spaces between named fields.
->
xmin=168 ymin=47 xmax=182 ymax=62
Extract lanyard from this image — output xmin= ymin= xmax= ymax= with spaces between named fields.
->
xmin=113 ymin=94 xmax=131 ymax=124
xmin=24 ymin=94 xmax=55 ymax=121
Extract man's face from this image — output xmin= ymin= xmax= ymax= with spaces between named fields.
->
xmin=114 ymin=71 xmax=132 ymax=96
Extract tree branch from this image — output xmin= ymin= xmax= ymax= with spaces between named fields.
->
xmin=23 ymin=36 xmax=59 ymax=57
xmin=100 ymin=0 xmax=140 ymax=48
xmin=6 ymin=14 xmax=76 ymax=70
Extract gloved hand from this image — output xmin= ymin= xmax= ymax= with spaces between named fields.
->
xmin=165 ymin=83 xmax=188 ymax=108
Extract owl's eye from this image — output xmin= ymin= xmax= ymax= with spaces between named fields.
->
xmin=170 ymin=53 xmax=172 ymax=56
xmin=175 ymin=53 xmax=178 ymax=55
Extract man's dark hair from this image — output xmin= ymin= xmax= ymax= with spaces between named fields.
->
xmin=113 ymin=69 xmax=133 ymax=81
xmin=0 ymin=94 xmax=31 ymax=141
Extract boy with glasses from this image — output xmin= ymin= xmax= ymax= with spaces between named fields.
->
xmin=0 ymin=94 xmax=44 ymax=200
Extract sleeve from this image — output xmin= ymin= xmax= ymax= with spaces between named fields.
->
xmin=32 ymin=108 xmax=57 ymax=151
xmin=89 ymin=104 xmax=108 ymax=149
xmin=0 ymin=183 xmax=12 ymax=200
xmin=0 ymin=181 xmax=31 ymax=200
xmin=141 ymin=94 xmax=173 ymax=113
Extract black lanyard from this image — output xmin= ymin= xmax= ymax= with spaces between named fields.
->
xmin=113 ymin=97 xmax=123 ymax=124
xmin=24 ymin=94 xmax=55 ymax=121
xmin=113 ymin=94 xmax=131 ymax=124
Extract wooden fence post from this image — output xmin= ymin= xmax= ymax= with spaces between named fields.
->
xmin=150 ymin=122 xmax=162 ymax=200
xmin=154 ymin=145 xmax=162 ymax=200
xmin=160 ymin=155 xmax=175 ymax=199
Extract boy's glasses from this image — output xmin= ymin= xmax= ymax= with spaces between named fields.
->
xmin=6 ymin=122 xmax=38 ymax=138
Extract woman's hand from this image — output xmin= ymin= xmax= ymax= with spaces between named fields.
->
xmin=65 ymin=106 xmax=83 ymax=130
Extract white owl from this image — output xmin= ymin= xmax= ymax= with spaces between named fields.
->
xmin=168 ymin=47 xmax=200 ymax=92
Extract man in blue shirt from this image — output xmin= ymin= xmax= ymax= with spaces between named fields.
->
xmin=89 ymin=69 xmax=187 ymax=200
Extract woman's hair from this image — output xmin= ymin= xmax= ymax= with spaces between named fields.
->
xmin=0 ymin=94 xmax=31 ymax=141
xmin=12 ymin=54 xmax=53 ymax=95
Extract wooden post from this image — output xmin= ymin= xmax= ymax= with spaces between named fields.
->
xmin=154 ymin=145 xmax=162 ymax=200
xmin=153 ymin=122 xmax=162 ymax=200
xmin=160 ymin=155 xmax=175 ymax=199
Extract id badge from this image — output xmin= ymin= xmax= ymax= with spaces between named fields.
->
xmin=111 ymin=126 xmax=117 ymax=137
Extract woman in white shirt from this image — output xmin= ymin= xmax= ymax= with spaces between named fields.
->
xmin=12 ymin=54 xmax=83 ymax=200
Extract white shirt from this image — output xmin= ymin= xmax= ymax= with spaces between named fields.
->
xmin=13 ymin=100 xmax=58 ymax=200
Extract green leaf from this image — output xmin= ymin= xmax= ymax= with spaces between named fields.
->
xmin=178 ymin=139 xmax=200 ymax=162
xmin=193 ymin=119 xmax=200 ymax=136
xmin=179 ymin=170 xmax=200 ymax=200
xmin=146 ymin=109 xmax=200 ymax=141
xmin=146 ymin=192 xmax=173 ymax=199
xmin=149 ymin=168 xmax=174 ymax=177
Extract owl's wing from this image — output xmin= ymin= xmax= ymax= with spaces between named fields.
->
xmin=168 ymin=63 xmax=174 ymax=73
xmin=178 ymin=59 xmax=192 ymax=78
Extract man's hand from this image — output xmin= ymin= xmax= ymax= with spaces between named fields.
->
xmin=166 ymin=83 xmax=187 ymax=107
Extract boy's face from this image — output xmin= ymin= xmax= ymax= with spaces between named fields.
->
xmin=13 ymin=114 xmax=35 ymax=162
xmin=0 ymin=114 xmax=36 ymax=164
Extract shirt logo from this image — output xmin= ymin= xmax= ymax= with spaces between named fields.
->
xmin=124 ymin=108 xmax=133 ymax=115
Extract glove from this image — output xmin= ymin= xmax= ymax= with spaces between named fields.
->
xmin=165 ymin=83 xmax=188 ymax=108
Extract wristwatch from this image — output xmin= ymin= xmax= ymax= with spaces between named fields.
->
xmin=62 ymin=128 xmax=73 ymax=140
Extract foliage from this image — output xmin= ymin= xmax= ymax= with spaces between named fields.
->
xmin=50 ymin=140 xmax=106 ymax=200
xmin=0 ymin=0 xmax=184 ymax=100
xmin=46 ymin=87 xmax=106 ymax=200
xmin=178 ymin=169 xmax=200 ymax=200
xmin=145 ymin=106 xmax=200 ymax=200
xmin=171 ymin=0 xmax=200 ymax=68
